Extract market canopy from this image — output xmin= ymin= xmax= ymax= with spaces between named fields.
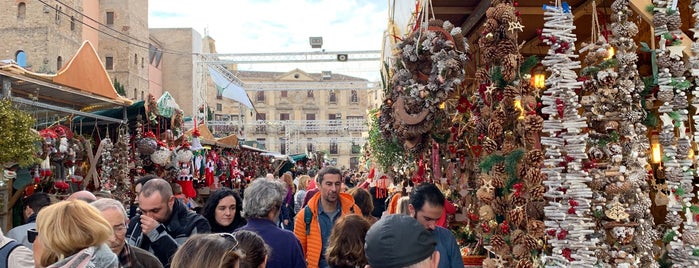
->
xmin=216 ymin=134 xmax=239 ymax=148
xmin=208 ymin=66 xmax=255 ymax=110
xmin=185 ymin=124 xmax=217 ymax=145
xmin=156 ymin=91 xmax=180 ymax=118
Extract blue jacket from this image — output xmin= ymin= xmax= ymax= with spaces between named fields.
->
xmin=239 ymin=218 xmax=306 ymax=268
xmin=433 ymin=226 xmax=464 ymax=268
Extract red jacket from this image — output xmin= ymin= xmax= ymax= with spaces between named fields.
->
xmin=294 ymin=192 xmax=361 ymax=268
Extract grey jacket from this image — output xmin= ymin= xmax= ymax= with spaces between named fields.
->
xmin=5 ymin=222 xmax=35 ymax=249
xmin=47 ymin=244 xmax=118 ymax=268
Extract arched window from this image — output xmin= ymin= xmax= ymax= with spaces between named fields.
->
xmin=17 ymin=2 xmax=26 ymax=19
xmin=15 ymin=51 xmax=27 ymax=67
xmin=57 ymin=56 xmax=62 ymax=70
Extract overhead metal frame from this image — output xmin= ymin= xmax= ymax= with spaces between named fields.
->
xmin=201 ymin=50 xmax=382 ymax=64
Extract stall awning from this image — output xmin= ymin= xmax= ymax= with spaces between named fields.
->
xmin=216 ymin=134 xmax=239 ymax=148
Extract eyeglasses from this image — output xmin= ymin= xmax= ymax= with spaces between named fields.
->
xmin=27 ymin=228 xmax=38 ymax=243
xmin=113 ymin=224 xmax=128 ymax=235
xmin=216 ymin=233 xmax=239 ymax=250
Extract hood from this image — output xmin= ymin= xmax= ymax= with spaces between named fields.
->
xmin=48 ymin=244 xmax=118 ymax=268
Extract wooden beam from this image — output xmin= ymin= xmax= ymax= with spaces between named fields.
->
xmin=629 ymin=0 xmax=653 ymax=24
xmin=433 ymin=7 xmax=474 ymax=15
xmin=461 ymin=0 xmax=492 ymax=37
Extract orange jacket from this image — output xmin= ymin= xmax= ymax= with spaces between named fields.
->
xmin=294 ymin=192 xmax=361 ymax=268
xmin=387 ymin=192 xmax=402 ymax=214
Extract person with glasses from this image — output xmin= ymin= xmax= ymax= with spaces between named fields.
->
xmin=92 ymin=198 xmax=162 ymax=268
xmin=239 ymin=178 xmax=306 ymax=268
xmin=408 ymin=183 xmax=464 ymax=268
xmin=125 ymin=178 xmax=211 ymax=267
xmin=170 ymin=233 xmax=243 ymax=268
xmin=31 ymin=200 xmax=119 ymax=267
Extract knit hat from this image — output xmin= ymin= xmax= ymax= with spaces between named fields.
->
xmin=365 ymin=214 xmax=436 ymax=268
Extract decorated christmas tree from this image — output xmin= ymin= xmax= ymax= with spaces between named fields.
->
xmin=469 ymin=0 xmax=546 ymax=267
xmin=537 ymin=2 xmax=597 ymax=267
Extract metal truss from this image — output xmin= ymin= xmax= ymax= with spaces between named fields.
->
xmin=207 ymin=119 xmax=367 ymax=132
xmin=244 ymin=81 xmax=380 ymax=91
xmin=200 ymin=50 xmax=381 ymax=64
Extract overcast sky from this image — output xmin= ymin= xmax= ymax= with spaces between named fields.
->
xmin=149 ymin=0 xmax=389 ymax=81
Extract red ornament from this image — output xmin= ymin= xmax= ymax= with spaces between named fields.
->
xmin=468 ymin=212 xmax=479 ymax=222
xmin=547 ymin=229 xmax=557 ymax=236
xmin=557 ymin=229 xmax=568 ymax=240
xmin=500 ymin=221 xmax=510 ymax=234
xmin=513 ymin=2 xmax=519 ymax=7
xmin=481 ymin=223 xmax=491 ymax=233
xmin=54 ymin=181 xmax=70 ymax=190
xmin=568 ymin=199 xmax=579 ymax=207
xmin=567 ymin=207 xmax=576 ymax=214
xmin=562 ymin=248 xmax=574 ymax=261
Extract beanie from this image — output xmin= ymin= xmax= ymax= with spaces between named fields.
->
xmin=365 ymin=214 xmax=436 ymax=268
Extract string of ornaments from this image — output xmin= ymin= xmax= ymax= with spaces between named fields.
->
xmin=536 ymin=2 xmax=597 ymax=267
xmin=471 ymin=1 xmax=546 ymax=267
xmin=684 ymin=0 xmax=699 ymax=263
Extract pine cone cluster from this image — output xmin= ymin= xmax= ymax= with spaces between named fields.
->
xmin=653 ymin=12 xmax=667 ymax=28
xmin=666 ymin=13 xmax=681 ymax=31
xmin=665 ymin=212 xmax=683 ymax=227
xmin=488 ymin=122 xmax=504 ymax=139
xmin=526 ymin=149 xmax=544 ymax=166
xmin=483 ymin=138 xmax=499 ymax=155
xmin=524 ymin=114 xmax=544 ymax=133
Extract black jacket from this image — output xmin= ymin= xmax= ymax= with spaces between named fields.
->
xmin=126 ymin=199 xmax=210 ymax=267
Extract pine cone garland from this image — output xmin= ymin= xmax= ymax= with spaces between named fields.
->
xmin=512 ymin=244 xmax=530 ymax=260
xmin=509 ymin=207 xmax=526 ymax=227
xmin=490 ymin=234 xmax=506 ymax=251
xmin=653 ymin=12 xmax=667 ymax=28
xmin=488 ymin=122 xmax=504 ymax=139
xmin=524 ymin=114 xmax=544 ymax=133
xmin=529 ymin=185 xmax=545 ymax=200
xmin=526 ymin=149 xmax=544 ymax=166
xmin=526 ymin=200 xmax=546 ymax=220
xmin=483 ymin=138 xmax=499 ymax=155
xmin=491 ymin=196 xmax=509 ymax=215
xmin=665 ymin=212 xmax=683 ymax=227
xmin=666 ymin=13 xmax=681 ymax=31
xmin=494 ymin=163 xmax=506 ymax=174
xmin=515 ymin=259 xmax=534 ymax=268
xmin=522 ymin=235 xmax=539 ymax=250
xmin=524 ymin=168 xmax=544 ymax=185
xmin=492 ymin=176 xmax=506 ymax=189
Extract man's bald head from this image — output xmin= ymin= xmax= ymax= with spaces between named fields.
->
xmin=67 ymin=190 xmax=97 ymax=203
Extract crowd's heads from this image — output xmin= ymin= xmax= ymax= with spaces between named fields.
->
xmin=134 ymin=174 xmax=159 ymax=201
xmin=397 ymin=196 xmax=411 ymax=215
xmin=66 ymin=190 xmax=97 ymax=203
xmin=409 ymin=183 xmax=445 ymax=231
xmin=280 ymin=172 xmax=293 ymax=188
xmin=348 ymin=187 xmax=373 ymax=218
xmin=91 ymin=198 xmax=128 ymax=254
xmin=204 ymin=188 xmax=245 ymax=231
xmin=138 ymin=178 xmax=175 ymax=223
xmin=326 ymin=214 xmax=370 ymax=268
xmin=23 ymin=192 xmax=51 ymax=218
xmin=35 ymin=200 xmax=113 ymax=266
xmin=242 ymin=178 xmax=286 ymax=219
xmin=170 ymin=233 xmax=243 ymax=268
xmin=364 ymin=214 xmax=439 ymax=268
xmin=317 ymin=166 xmax=342 ymax=184
xmin=234 ymin=230 xmax=270 ymax=268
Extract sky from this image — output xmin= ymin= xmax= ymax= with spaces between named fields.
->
xmin=149 ymin=0 xmax=389 ymax=81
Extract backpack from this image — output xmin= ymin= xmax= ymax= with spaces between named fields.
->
xmin=0 ymin=239 xmax=21 ymax=268
xmin=304 ymin=204 xmax=355 ymax=235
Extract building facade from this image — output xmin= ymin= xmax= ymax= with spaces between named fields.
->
xmin=0 ymin=0 xmax=83 ymax=73
xmin=234 ymin=69 xmax=369 ymax=170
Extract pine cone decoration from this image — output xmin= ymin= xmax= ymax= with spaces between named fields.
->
xmin=475 ymin=69 xmax=491 ymax=85
xmin=683 ymin=230 xmax=699 ymax=246
xmin=665 ymin=212 xmax=683 ymax=227
xmin=479 ymin=204 xmax=496 ymax=221
xmin=666 ymin=13 xmax=681 ymax=31
xmin=491 ymin=197 xmax=509 ymax=215
xmin=524 ymin=168 xmax=544 ymax=185
xmin=604 ymin=181 xmax=632 ymax=196
xmin=502 ymin=139 xmax=517 ymax=154
xmin=656 ymin=90 xmax=674 ymax=102
xmin=482 ymin=258 xmax=498 ymax=268
xmin=490 ymin=234 xmax=506 ymax=252
xmin=653 ymin=12 xmax=667 ymax=28
xmin=526 ymin=200 xmax=546 ymax=220
xmin=669 ymin=60 xmax=686 ymax=77
xmin=527 ymin=220 xmax=545 ymax=238
xmin=659 ymin=130 xmax=676 ymax=147
xmin=515 ymin=259 xmax=534 ymax=268
xmin=524 ymin=114 xmax=544 ymax=133
xmin=492 ymin=110 xmax=507 ymax=125
xmin=664 ymin=166 xmax=682 ymax=182
xmin=492 ymin=176 xmax=506 ymax=189
xmin=588 ymin=177 xmax=605 ymax=191
xmin=509 ymin=207 xmax=525 ymax=227
xmin=656 ymin=54 xmax=672 ymax=69
xmin=522 ymin=235 xmax=539 ymax=250
xmin=488 ymin=122 xmax=504 ymax=139
xmin=494 ymin=163 xmax=506 ymax=174
xmin=512 ymin=196 xmax=527 ymax=207
xmin=489 ymin=3 xmax=515 ymax=23
xmin=512 ymin=244 xmax=530 ymax=260
xmin=529 ymin=185 xmax=545 ymax=200
xmin=483 ymin=138 xmax=499 ymax=155
xmin=526 ymin=149 xmax=544 ymax=166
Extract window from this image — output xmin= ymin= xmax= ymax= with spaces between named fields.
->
xmin=132 ymin=88 xmax=137 ymax=100
xmin=281 ymin=90 xmax=288 ymax=98
xmin=216 ymin=88 xmax=223 ymax=99
xmin=134 ymin=54 xmax=138 ymax=65
xmin=346 ymin=116 xmax=364 ymax=131
xmin=56 ymin=56 xmax=62 ymax=70
xmin=256 ymin=113 xmax=266 ymax=133
xmin=140 ymin=90 xmax=144 ymax=100
xmin=351 ymin=143 xmax=361 ymax=154
xmin=141 ymin=57 xmax=144 ymax=68
xmin=216 ymin=103 xmax=222 ymax=111
xmin=280 ymin=138 xmax=286 ymax=155
xmin=70 ymin=16 xmax=75 ymax=31
xmin=55 ymin=5 xmax=60 ymax=24
xmin=307 ymin=138 xmax=314 ymax=152
xmin=256 ymin=91 xmax=265 ymax=102
xmin=106 ymin=11 xmax=114 ymax=25
xmin=306 ymin=113 xmax=316 ymax=132
xmin=307 ymin=90 xmax=314 ymax=98
xmin=330 ymin=140 xmax=338 ymax=155
xmin=329 ymin=90 xmax=336 ymax=103
xmin=350 ymin=157 xmax=359 ymax=170
xmin=328 ymin=114 xmax=339 ymax=132
xmin=351 ymin=89 xmax=358 ymax=103
xmin=280 ymin=113 xmax=289 ymax=132
xmin=105 ymin=56 xmax=113 ymax=70
xmin=15 ymin=51 xmax=26 ymax=67
xmin=17 ymin=2 xmax=26 ymax=19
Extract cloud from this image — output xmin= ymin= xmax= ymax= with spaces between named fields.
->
xmin=149 ymin=0 xmax=387 ymax=80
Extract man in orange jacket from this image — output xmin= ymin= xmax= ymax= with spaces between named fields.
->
xmin=294 ymin=166 xmax=361 ymax=268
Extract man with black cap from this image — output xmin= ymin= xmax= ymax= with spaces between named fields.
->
xmin=365 ymin=214 xmax=440 ymax=268
xmin=408 ymin=183 xmax=464 ymax=268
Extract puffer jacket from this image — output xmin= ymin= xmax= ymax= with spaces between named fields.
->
xmin=293 ymin=192 xmax=360 ymax=268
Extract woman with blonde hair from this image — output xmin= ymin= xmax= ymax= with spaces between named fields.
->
xmin=170 ymin=233 xmax=243 ymax=268
xmin=294 ymin=175 xmax=311 ymax=214
xmin=33 ymin=200 xmax=118 ymax=268
xmin=325 ymin=214 xmax=371 ymax=268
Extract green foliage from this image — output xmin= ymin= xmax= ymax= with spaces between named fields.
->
xmin=490 ymin=66 xmax=507 ymax=88
xmin=367 ymin=108 xmax=409 ymax=170
xmin=670 ymin=79 xmax=692 ymax=92
xmin=663 ymin=230 xmax=676 ymax=243
xmin=581 ymin=58 xmax=618 ymax=77
xmin=113 ymin=78 xmax=126 ymax=96
xmin=642 ymin=76 xmax=658 ymax=127
xmin=479 ymin=149 xmax=525 ymax=195
xmin=519 ymin=55 xmax=539 ymax=76
xmin=645 ymin=4 xmax=655 ymax=12
xmin=0 ymin=99 xmax=41 ymax=167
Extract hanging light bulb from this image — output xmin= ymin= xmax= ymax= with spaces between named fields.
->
xmin=604 ymin=46 xmax=615 ymax=60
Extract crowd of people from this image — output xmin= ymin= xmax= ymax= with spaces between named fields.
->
xmin=0 ymin=166 xmax=464 ymax=268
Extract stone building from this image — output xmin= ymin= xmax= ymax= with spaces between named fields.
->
xmin=0 ymin=0 xmax=83 ymax=73
xmin=235 ymin=69 xmax=369 ymax=170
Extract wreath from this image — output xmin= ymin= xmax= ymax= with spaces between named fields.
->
xmin=381 ymin=19 xmax=469 ymax=153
